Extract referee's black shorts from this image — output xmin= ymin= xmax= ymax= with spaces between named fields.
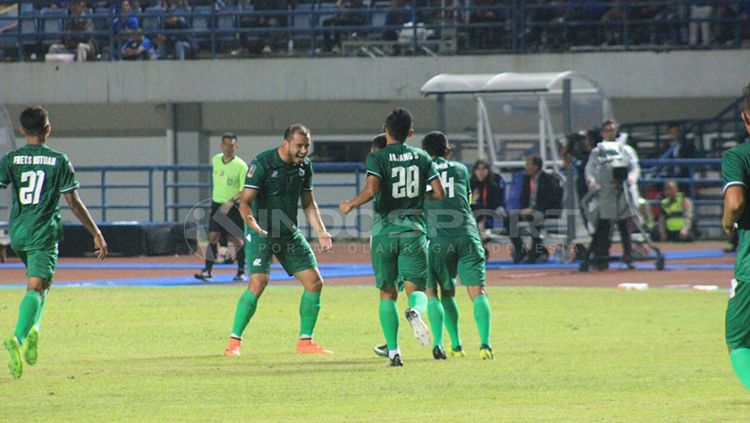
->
xmin=208 ymin=201 xmax=245 ymax=240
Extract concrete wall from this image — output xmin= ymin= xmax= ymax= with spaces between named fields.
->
xmin=3 ymin=50 xmax=750 ymax=104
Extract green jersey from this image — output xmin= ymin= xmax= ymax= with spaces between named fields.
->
xmin=423 ymin=157 xmax=479 ymax=239
xmin=244 ymin=148 xmax=313 ymax=237
xmin=365 ymin=143 xmax=439 ymax=235
xmin=212 ymin=153 xmax=248 ymax=203
xmin=722 ymin=142 xmax=750 ymax=281
xmin=0 ymin=144 xmax=79 ymax=251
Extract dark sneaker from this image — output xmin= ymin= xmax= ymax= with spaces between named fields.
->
xmin=373 ymin=344 xmax=388 ymax=358
xmin=194 ymin=269 xmax=213 ymax=281
xmin=388 ymin=354 xmax=404 ymax=367
xmin=432 ymin=345 xmax=447 ymax=360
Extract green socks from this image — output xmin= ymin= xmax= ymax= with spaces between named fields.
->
xmin=14 ymin=291 xmax=41 ymax=344
xmin=427 ymin=297 xmax=445 ymax=347
xmin=299 ymin=290 xmax=321 ymax=338
xmin=407 ymin=291 xmax=428 ymax=314
xmin=730 ymin=348 xmax=750 ymax=390
xmin=379 ymin=300 xmax=399 ymax=351
xmin=231 ymin=290 xmax=258 ymax=339
xmin=33 ymin=289 xmax=48 ymax=331
xmin=473 ymin=295 xmax=492 ymax=348
xmin=442 ymin=296 xmax=461 ymax=349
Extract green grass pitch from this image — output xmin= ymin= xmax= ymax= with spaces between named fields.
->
xmin=0 ymin=285 xmax=748 ymax=422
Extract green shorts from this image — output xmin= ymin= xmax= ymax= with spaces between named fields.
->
xmin=727 ymin=278 xmax=750 ymax=350
xmin=16 ymin=244 xmax=58 ymax=287
xmin=370 ymin=232 xmax=427 ymax=289
xmin=427 ymin=235 xmax=486 ymax=291
xmin=245 ymin=230 xmax=317 ymax=276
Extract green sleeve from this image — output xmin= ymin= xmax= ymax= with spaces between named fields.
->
xmin=722 ymin=148 xmax=748 ymax=194
xmin=365 ymin=153 xmax=382 ymax=180
xmin=244 ymin=158 xmax=266 ymax=190
xmin=0 ymin=154 xmax=9 ymax=187
xmin=304 ymin=161 xmax=314 ymax=191
xmin=59 ymin=155 xmax=80 ymax=193
xmin=238 ymin=160 xmax=249 ymax=190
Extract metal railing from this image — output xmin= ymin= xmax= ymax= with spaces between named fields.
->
xmin=0 ymin=158 xmax=728 ymax=232
xmin=0 ymin=0 xmax=748 ymax=60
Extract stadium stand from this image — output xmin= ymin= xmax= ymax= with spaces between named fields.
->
xmin=1 ymin=0 xmax=750 ymax=60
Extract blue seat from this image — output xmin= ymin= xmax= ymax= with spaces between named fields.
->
xmin=294 ymin=3 xmax=313 ymax=33
xmin=192 ymin=5 xmax=212 ymax=31
xmin=92 ymin=7 xmax=111 ymax=32
xmin=41 ymin=8 xmax=66 ymax=36
xmin=142 ymin=6 xmax=164 ymax=32
xmin=216 ymin=5 xmax=240 ymax=33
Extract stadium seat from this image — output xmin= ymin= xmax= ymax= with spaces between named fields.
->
xmin=142 ymin=6 xmax=164 ymax=32
xmin=40 ymin=8 xmax=66 ymax=44
xmin=192 ymin=5 xmax=213 ymax=31
xmin=92 ymin=7 xmax=111 ymax=32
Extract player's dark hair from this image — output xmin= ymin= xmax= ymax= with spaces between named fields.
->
xmin=384 ymin=108 xmax=412 ymax=143
xmin=222 ymin=132 xmax=237 ymax=143
xmin=283 ymin=123 xmax=310 ymax=141
xmin=527 ymin=155 xmax=543 ymax=169
xmin=601 ymin=120 xmax=618 ymax=130
xmin=372 ymin=133 xmax=387 ymax=150
xmin=422 ymin=131 xmax=450 ymax=157
xmin=666 ymin=121 xmax=680 ymax=131
xmin=19 ymin=106 xmax=48 ymax=137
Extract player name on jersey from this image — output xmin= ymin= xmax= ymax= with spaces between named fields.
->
xmin=435 ymin=161 xmax=454 ymax=170
xmin=388 ymin=152 xmax=417 ymax=162
xmin=12 ymin=156 xmax=57 ymax=166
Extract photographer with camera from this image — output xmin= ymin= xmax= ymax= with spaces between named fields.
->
xmin=583 ymin=120 xmax=640 ymax=270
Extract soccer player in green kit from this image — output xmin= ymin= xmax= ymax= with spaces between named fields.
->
xmin=194 ymin=133 xmax=249 ymax=282
xmin=1 ymin=106 xmax=107 ymax=379
xmin=421 ymin=131 xmax=493 ymax=360
xmin=224 ymin=124 xmax=333 ymax=356
xmin=722 ymin=85 xmax=750 ymax=391
xmin=340 ymin=109 xmax=445 ymax=367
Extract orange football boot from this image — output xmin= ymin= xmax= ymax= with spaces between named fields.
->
xmin=296 ymin=339 xmax=333 ymax=354
xmin=224 ymin=338 xmax=241 ymax=357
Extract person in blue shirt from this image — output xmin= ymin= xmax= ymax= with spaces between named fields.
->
xmin=121 ymin=29 xmax=157 ymax=60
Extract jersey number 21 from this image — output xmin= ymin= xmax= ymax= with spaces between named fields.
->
xmin=19 ymin=170 xmax=45 ymax=205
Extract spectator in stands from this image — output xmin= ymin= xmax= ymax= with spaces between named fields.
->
xmin=600 ymin=2 xmax=623 ymax=46
xmin=524 ymin=0 xmax=565 ymax=50
xmin=239 ymin=0 xmax=288 ymax=55
xmin=689 ymin=0 xmax=713 ymax=47
xmin=48 ymin=1 xmax=97 ymax=62
xmin=321 ymin=0 xmax=365 ymax=54
xmin=383 ymin=0 xmax=412 ymax=41
xmin=121 ymin=29 xmax=158 ymax=60
xmin=506 ymin=156 xmax=561 ymax=264
xmin=659 ymin=122 xmax=697 ymax=180
xmin=651 ymin=2 xmax=685 ymax=45
xmin=155 ymin=3 xmax=197 ymax=60
xmin=468 ymin=0 xmax=506 ymax=50
xmin=470 ymin=159 xmax=502 ymax=257
xmin=659 ymin=180 xmax=695 ymax=242
xmin=114 ymin=0 xmax=140 ymax=35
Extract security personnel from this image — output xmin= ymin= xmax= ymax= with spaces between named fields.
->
xmin=659 ymin=180 xmax=694 ymax=242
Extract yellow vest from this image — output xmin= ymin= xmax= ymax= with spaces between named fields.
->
xmin=661 ymin=193 xmax=685 ymax=232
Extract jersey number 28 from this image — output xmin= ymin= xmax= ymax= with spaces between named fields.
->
xmin=19 ymin=170 xmax=45 ymax=205
xmin=392 ymin=165 xmax=419 ymax=199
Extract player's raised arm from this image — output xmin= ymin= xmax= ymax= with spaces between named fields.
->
xmin=339 ymin=174 xmax=380 ymax=214
xmin=301 ymin=190 xmax=332 ymax=251
xmin=64 ymin=191 xmax=107 ymax=260
xmin=238 ymin=186 xmax=267 ymax=236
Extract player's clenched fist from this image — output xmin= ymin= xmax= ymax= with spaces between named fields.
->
xmin=339 ymin=201 xmax=352 ymax=214
xmin=317 ymin=231 xmax=333 ymax=252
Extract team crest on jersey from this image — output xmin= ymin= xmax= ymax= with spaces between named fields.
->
xmin=227 ymin=178 xmax=234 ymax=185
xmin=220 ymin=170 xmax=225 ymax=177
xmin=247 ymin=165 xmax=256 ymax=178
xmin=271 ymin=170 xmax=279 ymax=178
xmin=298 ymin=168 xmax=305 ymax=177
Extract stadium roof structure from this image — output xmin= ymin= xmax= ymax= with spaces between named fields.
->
xmin=420 ymin=71 xmax=605 ymax=96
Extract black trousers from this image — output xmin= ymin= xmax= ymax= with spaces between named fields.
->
xmin=590 ymin=218 xmax=632 ymax=266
